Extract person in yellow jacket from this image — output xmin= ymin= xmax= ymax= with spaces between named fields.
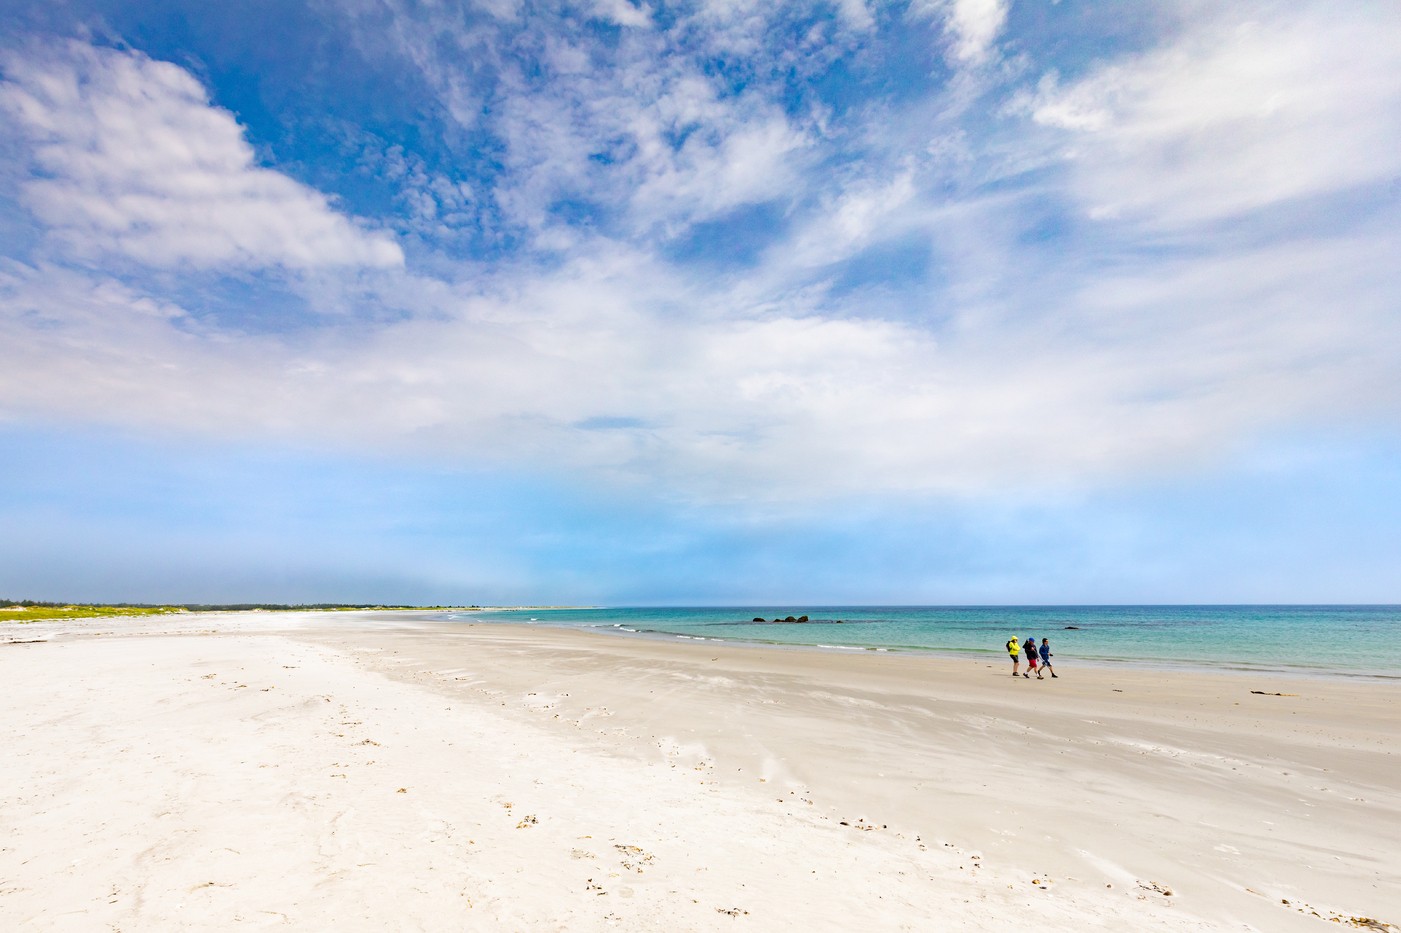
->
xmin=1006 ymin=636 xmax=1021 ymax=677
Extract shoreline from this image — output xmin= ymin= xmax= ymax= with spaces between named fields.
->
xmin=438 ymin=612 xmax=1401 ymax=682
xmin=3 ymin=611 xmax=1398 ymax=930
xmin=8 ymin=602 xmax=1395 ymax=680
xmin=6 ymin=604 xmax=1395 ymax=680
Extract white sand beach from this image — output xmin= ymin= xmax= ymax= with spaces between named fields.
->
xmin=2 ymin=611 xmax=1397 ymax=931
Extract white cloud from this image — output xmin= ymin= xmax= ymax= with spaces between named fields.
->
xmin=782 ymin=170 xmax=920 ymax=270
xmin=5 ymin=204 xmax=1398 ymax=504
xmin=3 ymin=10 xmax=1400 ymax=509
xmin=0 ymin=42 xmax=403 ymax=270
xmin=477 ymin=17 xmax=816 ymax=243
xmin=329 ymin=0 xmax=510 ymax=129
xmin=591 ymin=0 xmax=651 ymax=28
xmin=1024 ymin=5 xmax=1401 ymax=227
xmin=912 ymin=0 xmax=1010 ymax=66
xmin=331 ymin=0 xmax=845 ymax=246
xmin=628 ymin=115 xmax=809 ymax=232
xmin=834 ymin=0 xmax=875 ymax=33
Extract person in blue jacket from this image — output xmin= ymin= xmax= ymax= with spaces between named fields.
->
xmin=1039 ymin=637 xmax=1057 ymax=678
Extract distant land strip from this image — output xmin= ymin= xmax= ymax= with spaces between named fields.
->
xmin=0 ymin=601 xmax=483 ymax=623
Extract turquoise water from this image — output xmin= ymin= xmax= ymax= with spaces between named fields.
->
xmin=441 ymin=606 xmax=1401 ymax=678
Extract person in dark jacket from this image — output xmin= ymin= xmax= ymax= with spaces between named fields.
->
xmin=1039 ymin=638 xmax=1057 ymax=678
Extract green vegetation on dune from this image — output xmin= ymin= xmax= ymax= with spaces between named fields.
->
xmin=0 ymin=605 xmax=184 ymax=623
xmin=0 ymin=600 xmax=483 ymax=623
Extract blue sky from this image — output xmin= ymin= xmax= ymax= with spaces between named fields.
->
xmin=1 ymin=1 xmax=1399 ymax=604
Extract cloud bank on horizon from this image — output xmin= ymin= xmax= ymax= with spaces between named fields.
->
xmin=1 ymin=0 xmax=1399 ymax=602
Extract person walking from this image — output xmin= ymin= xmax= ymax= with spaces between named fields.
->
xmin=1039 ymin=638 xmax=1057 ymax=678
xmin=1006 ymin=636 xmax=1021 ymax=677
xmin=1024 ymin=637 xmax=1042 ymax=679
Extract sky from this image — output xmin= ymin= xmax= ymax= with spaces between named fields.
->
xmin=1 ymin=0 xmax=1399 ymax=605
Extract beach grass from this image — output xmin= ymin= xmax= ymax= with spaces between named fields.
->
xmin=0 ymin=605 xmax=186 ymax=623
xmin=0 ymin=603 xmax=483 ymax=623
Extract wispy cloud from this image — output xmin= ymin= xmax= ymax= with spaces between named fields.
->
xmin=911 ymin=0 xmax=1010 ymax=67
xmin=1020 ymin=5 xmax=1401 ymax=228
xmin=1 ymin=3 xmax=1399 ymax=512
xmin=329 ymin=0 xmax=871 ymax=250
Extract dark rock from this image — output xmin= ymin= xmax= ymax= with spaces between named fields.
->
xmin=753 ymin=617 xmax=765 ymax=623
xmin=797 ymin=615 xmax=809 ymax=623
xmin=784 ymin=616 xmax=797 ymax=623
xmin=1064 ymin=625 xmax=1080 ymax=630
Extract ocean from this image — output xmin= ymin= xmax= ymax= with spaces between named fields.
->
xmin=440 ymin=605 xmax=1400 ymax=678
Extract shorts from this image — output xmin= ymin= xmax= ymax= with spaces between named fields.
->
xmin=1027 ymin=656 xmax=1038 ymax=669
